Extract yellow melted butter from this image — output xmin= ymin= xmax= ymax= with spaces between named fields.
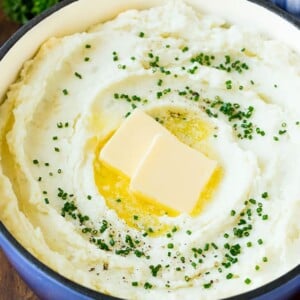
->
xmin=93 ymin=108 xmax=222 ymax=235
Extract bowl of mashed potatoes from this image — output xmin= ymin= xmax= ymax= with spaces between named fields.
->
xmin=0 ymin=0 xmax=299 ymax=299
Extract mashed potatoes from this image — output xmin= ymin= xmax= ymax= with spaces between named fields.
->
xmin=0 ymin=0 xmax=299 ymax=299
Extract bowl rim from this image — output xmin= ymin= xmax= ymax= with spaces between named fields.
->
xmin=0 ymin=0 xmax=299 ymax=299
xmin=2 ymin=219 xmax=299 ymax=300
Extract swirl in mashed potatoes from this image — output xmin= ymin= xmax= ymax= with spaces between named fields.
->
xmin=0 ymin=1 xmax=299 ymax=299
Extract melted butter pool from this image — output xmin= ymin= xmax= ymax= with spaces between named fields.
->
xmin=94 ymin=108 xmax=222 ymax=235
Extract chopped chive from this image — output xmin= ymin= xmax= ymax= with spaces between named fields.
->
xmin=249 ymin=198 xmax=256 ymax=204
xmin=167 ymin=243 xmax=174 ymax=249
xmin=157 ymin=79 xmax=163 ymax=86
xmin=144 ymin=282 xmax=152 ymax=289
xmin=74 ymin=72 xmax=82 ymax=79
xmin=172 ymin=226 xmax=178 ymax=233
xmin=57 ymin=122 xmax=63 ymax=129
xmin=203 ymin=283 xmax=212 ymax=289
xmin=182 ymin=46 xmax=189 ymax=52
xmin=211 ymin=243 xmax=218 ymax=250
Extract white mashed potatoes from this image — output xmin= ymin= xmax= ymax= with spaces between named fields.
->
xmin=0 ymin=0 xmax=299 ymax=299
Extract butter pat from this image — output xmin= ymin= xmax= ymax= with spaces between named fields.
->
xmin=100 ymin=109 xmax=217 ymax=214
xmin=130 ymin=135 xmax=217 ymax=214
xmin=99 ymin=109 xmax=171 ymax=177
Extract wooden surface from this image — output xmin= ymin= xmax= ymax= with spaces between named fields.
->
xmin=0 ymin=8 xmax=39 ymax=300
xmin=0 ymin=249 xmax=39 ymax=300
xmin=0 ymin=8 xmax=19 ymax=45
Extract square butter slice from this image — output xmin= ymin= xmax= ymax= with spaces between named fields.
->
xmin=99 ymin=109 xmax=172 ymax=177
xmin=130 ymin=135 xmax=217 ymax=214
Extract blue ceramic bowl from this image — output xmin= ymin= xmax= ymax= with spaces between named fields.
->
xmin=271 ymin=0 xmax=300 ymax=17
xmin=0 ymin=1 xmax=299 ymax=299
